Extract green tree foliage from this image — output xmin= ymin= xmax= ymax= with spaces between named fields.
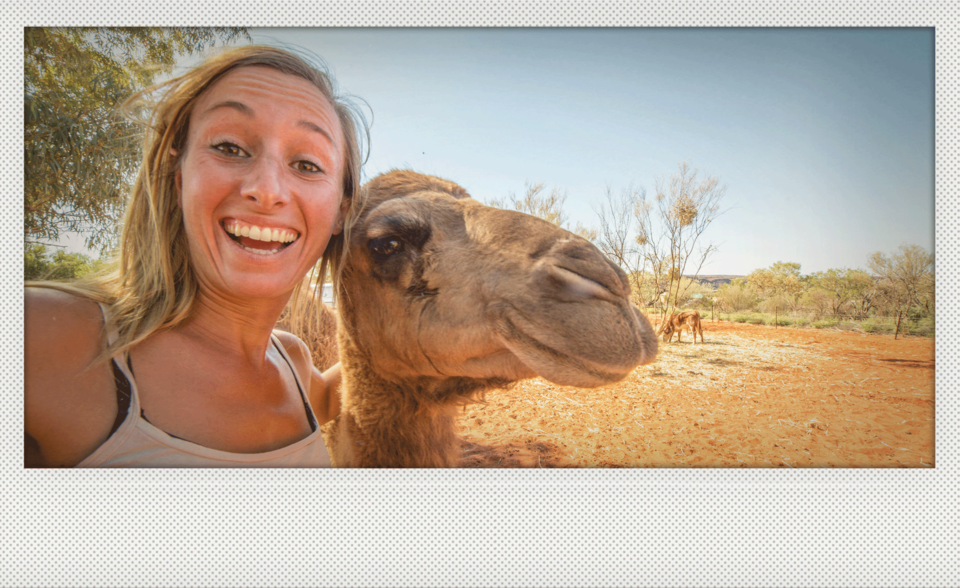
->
xmin=746 ymin=261 xmax=804 ymax=312
xmin=24 ymin=244 xmax=101 ymax=281
xmin=24 ymin=27 xmax=249 ymax=251
xmin=800 ymin=287 xmax=834 ymax=319
xmin=844 ymin=269 xmax=878 ymax=320
xmin=807 ymin=268 xmax=876 ymax=319
xmin=715 ymin=279 xmax=757 ymax=313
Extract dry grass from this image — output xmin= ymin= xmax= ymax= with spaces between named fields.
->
xmin=277 ymin=295 xmax=339 ymax=371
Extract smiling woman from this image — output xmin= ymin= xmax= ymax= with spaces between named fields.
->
xmin=24 ymin=46 xmax=369 ymax=467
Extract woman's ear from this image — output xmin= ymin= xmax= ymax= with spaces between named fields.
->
xmin=333 ymin=197 xmax=349 ymax=235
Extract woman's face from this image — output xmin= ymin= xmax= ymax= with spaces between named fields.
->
xmin=177 ymin=66 xmax=346 ymax=302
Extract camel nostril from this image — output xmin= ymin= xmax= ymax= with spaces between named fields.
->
xmin=547 ymin=265 xmax=617 ymax=302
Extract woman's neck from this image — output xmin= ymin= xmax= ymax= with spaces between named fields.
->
xmin=175 ymin=289 xmax=291 ymax=366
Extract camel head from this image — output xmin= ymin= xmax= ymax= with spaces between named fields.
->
xmin=336 ymin=170 xmax=658 ymax=397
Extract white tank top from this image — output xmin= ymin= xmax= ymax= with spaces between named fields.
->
xmin=77 ymin=307 xmax=331 ymax=468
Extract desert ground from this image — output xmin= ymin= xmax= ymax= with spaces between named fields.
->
xmin=456 ymin=318 xmax=935 ymax=468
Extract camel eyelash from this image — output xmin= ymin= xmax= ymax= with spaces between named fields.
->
xmin=369 ymin=236 xmax=405 ymax=259
xmin=368 ymin=218 xmax=432 ymax=251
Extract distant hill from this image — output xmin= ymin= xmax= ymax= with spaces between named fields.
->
xmin=687 ymin=275 xmax=743 ymax=288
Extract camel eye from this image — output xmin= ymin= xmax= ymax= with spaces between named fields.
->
xmin=370 ymin=237 xmax=405 ymax=258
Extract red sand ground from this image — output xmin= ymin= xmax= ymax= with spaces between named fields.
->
xmin=456 ymin=320 xmax=935 ymax=468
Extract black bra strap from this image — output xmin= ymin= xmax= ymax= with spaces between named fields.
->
xmin=273 ymin=337 xmax=318 ymax=432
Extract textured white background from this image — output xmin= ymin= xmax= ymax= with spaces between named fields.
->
xmin=5 ymin=2 xmax=957 ymax=587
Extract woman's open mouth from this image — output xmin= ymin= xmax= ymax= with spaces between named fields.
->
xmin=222 ymin=219 xmax=299 ymax=256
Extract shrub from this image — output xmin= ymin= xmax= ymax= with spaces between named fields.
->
xmin=862 ymin=321 xmax=892 ymax=334
xmin=716 ymin=283 xmax=758 ymax=312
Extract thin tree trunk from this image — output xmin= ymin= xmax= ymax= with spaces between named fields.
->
xmin=895 ymin=309 xmax=903 ymax=340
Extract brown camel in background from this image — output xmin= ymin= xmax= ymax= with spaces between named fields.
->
xmin=659 ymin=310 xmax=705 ymax=344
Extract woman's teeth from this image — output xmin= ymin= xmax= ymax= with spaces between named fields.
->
xmin=225 ymin=222 xmax=298 ymax=243
xmin=223 ymin=221 xmax=299 ymax=255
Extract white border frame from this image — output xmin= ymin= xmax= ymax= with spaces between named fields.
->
xmin=5 ymin=2 xmax=957 ymax=587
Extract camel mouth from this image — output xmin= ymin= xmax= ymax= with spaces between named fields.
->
xmin=495 ymin=310 xmax=635 ymax=387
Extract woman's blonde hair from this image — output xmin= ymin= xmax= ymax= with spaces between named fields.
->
xmin=31 ymin=45 xmax=369 ymax=361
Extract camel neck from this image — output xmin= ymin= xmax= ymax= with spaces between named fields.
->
xmin=336 ymin=333 xmax=509 ymax=467
xmin=335 ymin=348 xmax=453 ymax=466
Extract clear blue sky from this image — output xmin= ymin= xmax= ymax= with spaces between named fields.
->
xmin=68 ymin=28 xmax=935 ymax=276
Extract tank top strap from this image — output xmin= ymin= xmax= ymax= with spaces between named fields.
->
xmin=97 ymin=302 xmax=119 ymax=347
xmin=270 ymin=332 xmax=319 ymax=432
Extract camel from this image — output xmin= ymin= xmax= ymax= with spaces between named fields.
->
xmin=659 ymin=310 xmax=704 ymax=344
xmin=325 ymin=170 xmax=658 ymax=467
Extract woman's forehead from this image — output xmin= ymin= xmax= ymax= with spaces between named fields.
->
xmin=192 ymin=66 xmax=340 ymax=136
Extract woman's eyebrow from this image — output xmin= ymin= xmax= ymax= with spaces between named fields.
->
xmin=201 ymin=100 xmax=335 ymax=145
xmin=298 ymin=120 xmax=335 ymax=145
xmin=203 ymin=100 xmax=251 ymax=117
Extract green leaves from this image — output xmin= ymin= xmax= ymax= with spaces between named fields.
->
xmin=24 ymin=244 xmax=102 ymax=281
xmin=24 ymin=27 xmax=250 ymax=252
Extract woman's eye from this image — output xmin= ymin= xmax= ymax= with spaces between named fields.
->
xmin=369 ymin=237 xmax=405 ymax=258
xmin=294 ymin=160 xmax=322 ymax=173
xmin=214 ymin=142 xmax=245 ymax=157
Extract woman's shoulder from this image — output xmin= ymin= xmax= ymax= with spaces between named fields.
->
xmin=272 ymin=329 xmax=340 ymax=425
xmin=273 ymin=329 xmax=312 ymax=373
xmin=25 ymin=287 xmax=111 ymax=370
xmin=25 ymin=286 xmax=106 ymax=345
xmin=24 ymin=286 xmax=117 ymax=467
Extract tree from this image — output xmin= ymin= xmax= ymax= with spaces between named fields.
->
xmin=25 ymin=27 xmax=249 ymax=251
xmin=759 ymin=294 xmax=793 ymax=323
xmin=593 ymin=162 xmax=726 ymax=325
xmin=641 ymin=161 xmax=726 ymax=328
xmin=867 ymin=244 xmax=934 ymax=339
xmin=806 ymin=268 xmax=877 ymax=320
xmin=593 ymin=184 xmax=650 ymax=306
xmin=24 ymin=244 xmax=101 ymax=281
xmin=746 ymin=261 xmax=805 ymax=326
xmin=715 ymin=279 xmax=758 ymax=313
xmin=489 ymin=181 xmax=597 ymax=241
xmin=801 ymin=287 xmax=834 ymax=320
xmin=844 ymin=269 xmax=878 ymax=320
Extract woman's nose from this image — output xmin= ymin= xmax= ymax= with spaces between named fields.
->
xmin=240 ymin=156 xmax=289 ymax=208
